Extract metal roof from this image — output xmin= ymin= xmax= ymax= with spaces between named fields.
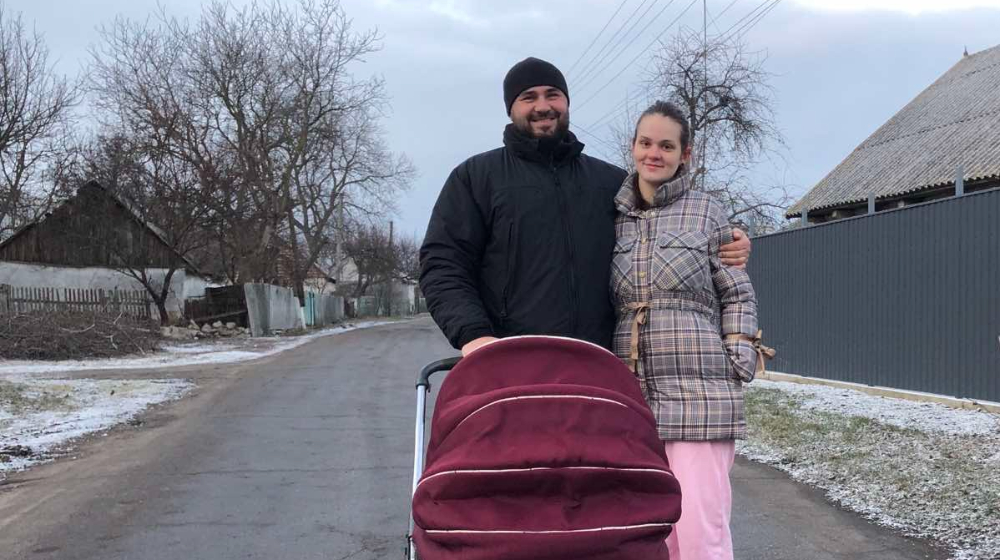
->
xmin=788 ymin=44 xmax=1000 ymax=218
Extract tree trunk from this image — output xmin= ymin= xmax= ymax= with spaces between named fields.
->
xmin=155 ymin=299 xmax=170 ymax=326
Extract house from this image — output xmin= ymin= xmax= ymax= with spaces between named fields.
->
xmin=273 ymin=248 xmax=340 ymax=296
xmin=788 ymin=45 xmax=1000 ymax=224
xmin=0 ymin=181 xmax=211 ymax=319
xmin=303 ymin=265 xmax=338 ymax=295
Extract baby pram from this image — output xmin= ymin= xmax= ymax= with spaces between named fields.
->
xmin=407 ymin=336 xmax=682 ymax=560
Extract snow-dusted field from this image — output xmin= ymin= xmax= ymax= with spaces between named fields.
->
xmin=1 ymin=320 xmax=399 ymax=479
xmin=740 ymin=378 xmax=1000 ymax=560
xmin=0 ymin=378 xmax=192 ymax=477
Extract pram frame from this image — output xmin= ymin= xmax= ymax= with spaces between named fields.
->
xmin=407 ymin=356 xmax=461 ymax=560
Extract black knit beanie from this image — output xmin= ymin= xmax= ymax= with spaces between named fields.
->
xmin=503 ymin=57 xmax=569 ymax=115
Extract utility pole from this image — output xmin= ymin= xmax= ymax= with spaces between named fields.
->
xmin=700 ymin=0 xmax=709 ymax=191
xmin=704 ymin=0 xmax=708 ymax=48
xmin=387 ymin=221 xmax=394 ymax=317
xmin=334 ymin=193 xmax=345 ymax=284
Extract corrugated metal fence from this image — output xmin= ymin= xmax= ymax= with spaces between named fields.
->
xmin=243 ymin=284 xmax=346 ymax=337
xmin=304 ymin=292 xmax=345 ymax=327
xmin=748 ymin=188 xmax=1000 ymax=403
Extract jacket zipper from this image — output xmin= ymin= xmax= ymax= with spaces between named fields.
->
xmin=550 ymin=162 xmax=579 ymax=335
xmin=501 ymin=222 xmax=514 ymax=324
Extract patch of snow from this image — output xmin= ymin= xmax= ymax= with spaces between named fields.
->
xmin=753 ymin=379 xmax=1000 ymax=436
xmin=159 ymin=343 xmax=237 ymax=354
xmin=1 ymin=378 xmax=192 ymax=476
xmin=741 ymin=378 xmax=1000 ymax=560
xmin=0 ymin=320 xmax=396 ymax=376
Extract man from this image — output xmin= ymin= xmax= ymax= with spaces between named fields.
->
xmin=420 ymin=57 xmax=750 ymax=356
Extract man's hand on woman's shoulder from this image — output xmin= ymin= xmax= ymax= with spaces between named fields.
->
xmin=720 ymin=228 xmax=751 ymax=269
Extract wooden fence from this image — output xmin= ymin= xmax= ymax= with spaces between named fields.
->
xmin=0 ymin=284 xmax=151 ymax=320
xmin=184 ymin=285 xmax=249 ymax=326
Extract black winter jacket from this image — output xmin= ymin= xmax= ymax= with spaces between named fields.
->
xmin=419 ymin=125 xmax=627 ymax=350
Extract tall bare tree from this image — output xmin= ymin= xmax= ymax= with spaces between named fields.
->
xmin=342 ymin=222 xmax=394 ymax=299
xmin=0 ymin=5 xmax=79 ymax=240
xmin=88 ymin=0 xmax=411 ymax=302
xmin=64 ymin=133 xmax=211 ymax=324
xmin=626 ymin=28 xmax=791 ymax=230
xmin=283 ymin=101 xmax=414 ymax=307
xmin=339 ymin=222 xmax=420 ymax=316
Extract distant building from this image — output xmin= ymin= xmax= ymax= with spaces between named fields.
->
xmin=788 ymin=45 xmax=1000 ymax=224
xmin=0 ymin=181 xmax=211 ymax=318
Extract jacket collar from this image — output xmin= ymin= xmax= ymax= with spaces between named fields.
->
xmin=503 ymin=123 xmax=584 ymax=166
xmin=614 ymin=165 xmax=692 ymax=214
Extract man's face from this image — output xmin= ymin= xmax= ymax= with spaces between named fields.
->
xmin=510 ymin=86 xmax=570 ymax=139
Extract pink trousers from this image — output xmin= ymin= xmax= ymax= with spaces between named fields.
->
xmin=663 ymin=440 xmax=736 ymax=560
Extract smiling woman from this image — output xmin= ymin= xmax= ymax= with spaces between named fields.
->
xmin=610 ymin=100 xmax=763 ymax=560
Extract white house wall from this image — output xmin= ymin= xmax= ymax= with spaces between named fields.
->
xmin=0 ymin=261 xmax=186 ymax=319
xmin=183 ymin=274 xmax=211 ymax=300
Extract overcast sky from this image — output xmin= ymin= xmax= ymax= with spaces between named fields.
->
xmin=7 ymin=0 xmax=1000 ymax=237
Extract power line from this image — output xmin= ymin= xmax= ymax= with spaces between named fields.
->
xmin=585 ymin=87 xmax=651 ymax=132
xmin=574 ymin=0 xmax=662 ymax=91
xmin=566 ymin=0 xmax=632 ymax=76
xmin=717 ymin=0 xmax=772 ymax=38
xmin=709 ymin=0 xmax=740 ymax=28
xmin=573 ymin=0 xmax=700 ymax=113
xmin=705 ymin=4 xmax=726 ymax=36
xmin=574 ymin=0 xmax=681 ymax=97
xmin=720 ymin=0 xmax=781 ymax=43
xmin=717 ymin=0 xmax=777 ymax=42
xmin=572 ymin=123 xmax=623 ymax=157
xmin=578 ymin=0 xmax=729 ymax=106
xmin=579 ymin=0 xmax=784 ymax=148
xmin=572 ymin=0 xmax=657 ymax=86
xmin=575 ymin=0 xmax=665 ymax=92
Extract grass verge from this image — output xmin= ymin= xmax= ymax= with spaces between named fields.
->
xmin=741 ymin=386 xmax=1000 ymax=560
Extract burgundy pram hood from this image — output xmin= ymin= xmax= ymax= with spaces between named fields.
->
xmin=412 ymin=336 xmax=682 ymax=560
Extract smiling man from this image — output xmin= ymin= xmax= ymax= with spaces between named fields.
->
xmin=419 ymin=57 xmax=751 ymax=356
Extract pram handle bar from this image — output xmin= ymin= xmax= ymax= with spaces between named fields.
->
xmin=409 ymin=355 xmax=460 ymax=560
xmin=416 ymin=356 xmax=461 ymax=390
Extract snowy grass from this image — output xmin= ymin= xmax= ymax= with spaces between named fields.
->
xmin=0 ymin=319 xmax=402 ymax=481
xmin=740 ymin=379 xmax=1000 ymax=560
xmin=0 ymin=378 xmax=193 ymax=478
xmin=0 ymin=379 xmax=72 ymax=415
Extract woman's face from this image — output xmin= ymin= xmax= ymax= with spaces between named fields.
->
xmin=632 ymin=114 xmax=691 ymax=186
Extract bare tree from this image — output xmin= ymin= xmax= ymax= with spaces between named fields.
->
xmin=634 ymin=28 xmax=791 ymax=230
xmin=0 ymin=5 xmax=79 ymax=240
xmin=394 ymin=233 xmax=421 ymax=284
xmin=608 ymin=102 xmax=642 ymax=173
xmin=65 ymin=133 xmax=211 ymax=325
xmin=342 ymin=222 xmax=395 ymax=299
xmin=88 ymin=0 xmax=412 ymax=299
xmin=283 ymin=102 xmax=414 ymax=308
xmin=339 ymin=221 xmax=420 ymax=316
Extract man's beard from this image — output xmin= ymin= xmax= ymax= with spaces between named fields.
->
xmin=514 ymin=110 xmax=570 ymax=139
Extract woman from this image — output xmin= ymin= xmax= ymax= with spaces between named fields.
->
xmin=611 ymin=101 xmax=767 ymax=560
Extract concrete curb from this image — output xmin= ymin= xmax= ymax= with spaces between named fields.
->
xmin=760 ymin=370 xmax=1000 ymax=415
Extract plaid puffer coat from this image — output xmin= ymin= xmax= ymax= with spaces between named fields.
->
xmin=611 ymin=169 xmax=759 ymax=441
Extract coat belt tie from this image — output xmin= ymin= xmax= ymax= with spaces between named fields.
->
xmin=625 ymin=301 xmax=650 ymax=373
xmin=725 ymin=330 xmax=777 ymax=377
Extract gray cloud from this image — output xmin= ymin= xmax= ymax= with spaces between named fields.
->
xmin=7 ymin=0 xmax=1000 ymax=237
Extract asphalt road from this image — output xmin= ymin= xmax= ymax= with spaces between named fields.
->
xmin=0 ymin=317 xmax=946 ymax=559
